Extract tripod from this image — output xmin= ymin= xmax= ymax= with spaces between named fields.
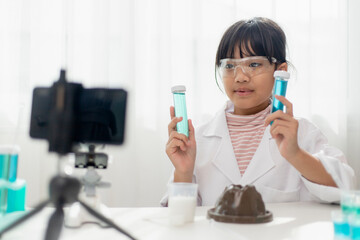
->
xmin=0 ymin=174 xmax=137 ymax=240
xmin=1 ymin=70 xmax=135 ymax=240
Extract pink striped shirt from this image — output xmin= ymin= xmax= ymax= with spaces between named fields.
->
xmin=225 ymin=105 xmax=271 ymax=176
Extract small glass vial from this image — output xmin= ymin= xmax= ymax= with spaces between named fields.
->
xmin=271 ymin=70 xmax=290 ymax=113
xmin=171 ymin=85 xmax=189 ymax=137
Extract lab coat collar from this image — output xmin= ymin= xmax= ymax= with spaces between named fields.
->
xmin=203 ymin=102 xmax=242 ymax=183
xmin=203 ymin=101 xmax=232 ymax=138
xmin=202 ymin=101 xmax=275 ymax=185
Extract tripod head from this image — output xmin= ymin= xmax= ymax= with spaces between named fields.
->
xmin=73 ymin=144 xmax=111 ymax=198
xmin=75 ymin=144 xmax=108 ymax=169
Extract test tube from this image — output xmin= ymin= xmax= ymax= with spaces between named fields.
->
xmin=0 ymin=145 xmax=19 ymax=215
xmin=271 ymin=70 xmax=290 ymax=125
xmin=171 ymin=85 xmax=189 ymax=137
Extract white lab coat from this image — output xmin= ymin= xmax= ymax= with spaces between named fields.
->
xmin=161 ymin=101 xmax=355 ymax=206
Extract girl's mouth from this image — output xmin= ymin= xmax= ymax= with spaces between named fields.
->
xmin=234 ymin=88 xmax=254 ymax=96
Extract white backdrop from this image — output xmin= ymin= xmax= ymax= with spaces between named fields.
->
xmin=0 ymin=0 xmax=359 ymax=207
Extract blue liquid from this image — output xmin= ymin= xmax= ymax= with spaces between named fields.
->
xmin=8 ymin=154 xmax=18 ymax=182
xmin=271 ymin=77 xmax=288 ymax=113
xmin=351 ymin=225 xmax=360 ymax=240
xmin=271 ymin=77 xmax=288 ymax=125
xmin=173 ymin=92 xmax=189 ymax=137
xmin=342 ymin=204 xmax=360 ymax=215
xmin=6 ymin=180 xmax=26 ymax=213
xmin=0 ymin=154 xmax=11 ymax=215
xmin=0 ymin=153 xmax=19 ymax=215
xmin=334 ymin=222 xmax=350 ymax=237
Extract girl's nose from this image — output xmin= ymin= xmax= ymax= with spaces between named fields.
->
xmin=234 ymin=67 xmax=250 ymax=83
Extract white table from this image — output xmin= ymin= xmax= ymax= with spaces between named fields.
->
xmin=1 ymin=202 xmax=338 ymax=240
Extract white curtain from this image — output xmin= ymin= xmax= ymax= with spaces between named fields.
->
xmin=0 ymin=0 xmax=358 ymax=207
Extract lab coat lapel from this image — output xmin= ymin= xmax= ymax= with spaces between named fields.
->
xmin=240 ymin=126 xmax=275 ymax=185
xmin=203 ymin=104 xmax=242 ymax=184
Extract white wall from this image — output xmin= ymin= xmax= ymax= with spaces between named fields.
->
xmin=0 ymin=0 xmax=359 ymax=208
xmin=347 ymin=0 xmax=360 ymax=186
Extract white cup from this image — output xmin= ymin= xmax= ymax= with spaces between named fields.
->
xmin=168 ymin=182 xmax=198 ymax=226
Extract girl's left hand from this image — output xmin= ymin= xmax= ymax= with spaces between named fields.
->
xmin=265 ymin=95 xmax=300 ymax=161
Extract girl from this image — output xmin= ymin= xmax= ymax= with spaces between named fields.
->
xmin=162 ymin=17 xmax=355 ymax=206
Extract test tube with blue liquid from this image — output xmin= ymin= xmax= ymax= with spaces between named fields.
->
xmin=331 ymin=210 xmax=350 ymax=239
xmin=349 ymin=214 xmax=360 ymax=240
xmin=341 ymin=191 xmax=360 ymax=215
xmin=271 ymin=70 xmax=290 ymax=125
xmin=0 ymin=146 xmax=18 ymax=215
xmin=340 ymin=191 xmax=360 ymax=239
xmin=0 ymin=145 xmax=26 ymax=216
xmin=171 ymin=85 xmax=188 ymax=137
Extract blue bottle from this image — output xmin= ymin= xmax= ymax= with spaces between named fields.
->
xmin=271 ymin=70 xmax=290 ymax=125
xmin=171 ymin=85 xmax=189 ymax=137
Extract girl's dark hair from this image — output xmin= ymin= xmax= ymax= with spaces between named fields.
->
xmin=215 ymin=17 xmax=287 ymax=88
xmin=216 ymin=17 xmax=286 ymax=65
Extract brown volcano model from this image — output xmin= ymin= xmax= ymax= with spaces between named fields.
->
xmin=207 ymin=184 xmax=273 ymax=223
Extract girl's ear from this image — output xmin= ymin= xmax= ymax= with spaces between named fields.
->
xmin=276 ymin=62 xmax=288 ymax=71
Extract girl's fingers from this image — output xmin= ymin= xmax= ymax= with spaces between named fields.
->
xmin=270 ymin=118 xmax=292 ymax=129
xmin=265 ymin=110 xmax=293 ymax=126
xmin=170 ymin=106 xmax=175 ymax=119
xmin=270 ymin=119 xmax=298 ymax=138
xmin=168 ymin=130 xmax=188 ymax=144
xmin=270 ymin=125 xmax=288 ymax=139
xmin=167 ymin=138 xmax=187 ymax=152
xmin=275 ymin=95 xmax=293 ymax=116
xmin=168 ymin=116 xmax=183 ymax=135
xmin=168 ymin=106 xmax=176 ymax=134
xmin=168 ymin=106 xmax=193 ymax=147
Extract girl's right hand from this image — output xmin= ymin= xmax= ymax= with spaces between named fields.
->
xmin=165 ymin=106 xmax=196 ymax=183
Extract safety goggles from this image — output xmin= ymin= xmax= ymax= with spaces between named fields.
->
xmin=218 ymin=56 xmax=277 ymax=78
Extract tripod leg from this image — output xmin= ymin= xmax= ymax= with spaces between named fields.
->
xmin=78 ymin=200 xmax=137 ymax=240
xmin=0 ymin=199 xmax=51 ymax=237
xmin=44 ymin=206 xmax=64 ymax=240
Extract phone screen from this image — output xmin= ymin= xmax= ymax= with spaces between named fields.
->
xmin=30 ymin=87 xmax=127 ymax=144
